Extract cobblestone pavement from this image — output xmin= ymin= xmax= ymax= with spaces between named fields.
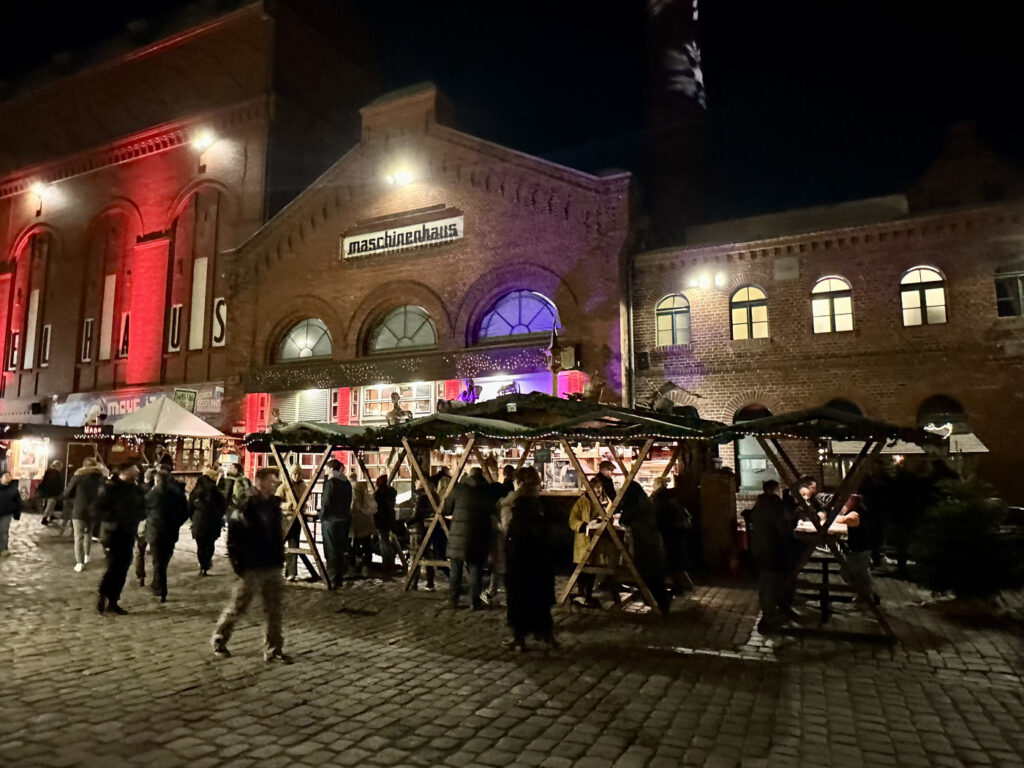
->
xmin=2 ymin=516 xmax=1023 ymax=768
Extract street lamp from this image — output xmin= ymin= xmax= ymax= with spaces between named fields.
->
xmin=30 ymin=182 xmax=49 ymax=217
xmin=545 ymin=326 xmax=563 ymax=397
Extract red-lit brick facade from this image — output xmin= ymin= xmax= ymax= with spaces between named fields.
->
xmin=0 ymin=2 xmax=374 ymax=428
xmin=630 ymin=201 xmax=1024 ymax=504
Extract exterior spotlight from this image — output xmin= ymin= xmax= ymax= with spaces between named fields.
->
xmin=192 ymin=130 xmax=215 ymax=151
xmin=687 ymin=278 xmax=699 ymax=288
xmin=386 ymin=168 xmax=414 ymax=186
xmin=698 ymin=274 xmax=711 ymax=289
xmin=30 ymin=182 xmax=48 ymax=217
xmin=714 ymin=272 xmax=726 ymax=287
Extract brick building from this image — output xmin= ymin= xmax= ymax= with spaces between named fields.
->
xmin=225 ymin=84 xmax=630 ymax=479
xmin=630 ymin=190 xmax=1024 ymax=504
xmin=0 ymin=2 xmax=374 ymax=439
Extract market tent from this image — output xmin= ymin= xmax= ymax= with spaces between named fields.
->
xmin=112 ymin=396 xmax=224 ymax=437
xmin=714 ymin=405 xmax=929 ymax=445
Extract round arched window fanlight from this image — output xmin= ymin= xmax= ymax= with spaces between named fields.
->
xmin=277 ymin=318 xmax=332 ymax=362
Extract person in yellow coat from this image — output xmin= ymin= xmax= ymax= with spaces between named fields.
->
xmin=568 ymin=476 xmax=619 ymax=607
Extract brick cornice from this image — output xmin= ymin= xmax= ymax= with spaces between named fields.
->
xmin=636 ymin=201 xmax=1024 ymax=271
xmin=0 ymin=96 xmax=269 ymax=200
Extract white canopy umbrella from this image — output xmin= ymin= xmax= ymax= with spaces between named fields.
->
xmin=112 ymin=396 xmax=225 ymax=438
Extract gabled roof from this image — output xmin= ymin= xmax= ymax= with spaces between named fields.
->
xmin=714 ymin=406 xmax=931 ymax=445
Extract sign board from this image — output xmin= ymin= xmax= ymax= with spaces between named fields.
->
xmin=81 ymin=424 xmax=113 ymax=437
xmin=533 ymin=448 xmax=552 ymax=464
xmin=172 ymin=388 xmax=199 ymax=414
xmin=211 ymin=297 xmax=227 ymax=348
xmin=341 ymin=215 xmax=464 ymax=259
xmin=506 ymin=403 xmax=518 ymax=413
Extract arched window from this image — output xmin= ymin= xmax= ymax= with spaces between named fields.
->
xmin=733 ymin=404 xmax=779 ymax=491
xmin=730 ymin=286 xmax=768 ymax=340
xmin=478 ymin=290 xmax=560 ymax=340
xmin=995 ymin=263 xmax=1024 ymax=317
xmin=277 ymin=318 xmax=332 ymax=362
xmin=811 ymin=276 xmax=853 ymax=333
xmin=901 ymin=266 xmax=947 ymax=326
xmin=655 ymin=294 xmax=691 ymax=346
xmin=370 ymin=305 xmax=437 ymax=353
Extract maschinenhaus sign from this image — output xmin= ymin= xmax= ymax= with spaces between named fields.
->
xmin=341 ymin=215 xmax=464 ymax=259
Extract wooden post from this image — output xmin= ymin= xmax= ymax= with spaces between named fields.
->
xmin=757 ymin=436 xmax=893 ymax=636
xmin=556 ymin=439 xmax=662 ymax=615
xmin=515 ymin=441 xmax=535 ymax=470
xmin=270 ymin=443 xmax=330 ymax=588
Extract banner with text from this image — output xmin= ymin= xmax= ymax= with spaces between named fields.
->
xmin=341 ymin=215 xmax=464 ymax=259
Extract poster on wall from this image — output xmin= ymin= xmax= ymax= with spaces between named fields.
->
xmin=172 ymin=388 xmax=199 ymax=413
xmin=543 ymin=459 xmax=579 ymax=491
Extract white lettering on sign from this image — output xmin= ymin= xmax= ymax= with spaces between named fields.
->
xmin=341 ymin=216 xmax=464 ymax=259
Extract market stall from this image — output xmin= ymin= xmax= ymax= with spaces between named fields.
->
xmin=716 ymin=406 xmax=934 ymax=638
xmin=246 ymin=393 xmax=723 ymax=612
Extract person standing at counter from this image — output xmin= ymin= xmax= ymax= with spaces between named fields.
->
xmin=444 ymin=467 xmax=493 ymax=610
xmin=277 ymin=465 xmax=307 ymax=582
xmin=568 ymin=476 xmax=617 ymax=607
xmin=749 ymin=480 xmax=792 ymax=633
xmin=319 ymin=460 xmax=352 ymax=588
xmin=505 ymin=467 xmax=556 ymax=651
xmin=373 ymin=475 xmax=398 ymax=576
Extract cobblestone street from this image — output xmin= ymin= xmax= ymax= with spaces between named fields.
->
xmin=2 ymin=517 xmax=1023 ymax=768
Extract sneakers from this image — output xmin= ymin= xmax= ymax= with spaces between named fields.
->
xmin=84 ymin=554 xmax=90 ymax=565
xmin=74 ymin=563 xmax=84 ymax=573
xmin=212 ymin=642 xmax=231 ymax=658
xmin=107 ymin=604 xmax=128 ymax=615
xmin=265 ymin=651 xmax=291 ymax=664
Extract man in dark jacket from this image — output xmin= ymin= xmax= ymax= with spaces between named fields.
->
xmin=443 ymin=467 xmax=494 ymax=609
xmin=37 ymin=460 xmax=64 ymax=528
xmin=748 ymin=480 xmax=793 ymax=633
xmin=189 ymin=470 xmax=227 ymax=576
xmin=64 ymin=457 xmax=106 ymax=572
xmin=319 ymin=459 xmax=352 ymax=588
xmin=93 ymin=463 xmax=146 ymax=615
xmin=212 ymin=467 xmax=288 ymax=662
xmin=144 ymin=471 xmax=189 ymax=602
xmin=0 ymin=472 xmax=23 ymax=556
xmin=373 ymin=475 xmax=398 ymax=574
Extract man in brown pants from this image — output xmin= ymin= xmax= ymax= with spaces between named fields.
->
xmin=212 ymin=467 xmax=289 ymax=662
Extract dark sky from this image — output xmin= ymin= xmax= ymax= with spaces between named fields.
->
xmin=1 ymin=0 xmax=1021 ymax=221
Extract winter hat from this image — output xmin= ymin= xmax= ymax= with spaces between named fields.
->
xmin=203 ymin=467 xmax=221 ymax=482
xmin=82 ymin=457 xmax=98 ymax=469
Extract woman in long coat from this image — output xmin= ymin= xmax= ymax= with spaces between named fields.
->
xmin=567 ymin=476 xmax=617 ymax=605
xmin=349 ymin=475 xmax=377 ymax=577
xmin=505 ymin=467 xmax=556 ymax=651
xmin=277 ymin=465 xmax=307 ymax=581
xmin=189 ymin=469 xmax=227 ymax=576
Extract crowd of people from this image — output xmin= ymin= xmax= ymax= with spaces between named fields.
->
xmin=4 ymin=448 xmax=705 ymax=658
xmin=746 ymin=474 xmax=877 ymax=633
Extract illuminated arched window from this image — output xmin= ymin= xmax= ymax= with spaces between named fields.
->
xmin=730 ymin=286 xmax=768 ymax=340
xmin=277 ymin=318 xmax=332 ymax=362
xmin=901 ymin=266 xmax=946 ymax=326
xmin=655 ymin=294 xmax=691 ymax=346
xmin=370 ymin=305 xmax=437 ymax=353
xmin=811 ymin=276 xmax=853 ymax=333
xmin=478 ymin=290 xmax=560 ymax=340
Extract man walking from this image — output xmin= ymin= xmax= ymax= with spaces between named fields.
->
xmin=64 ymin=457 xmax=106 ymax=572
xmin=319 ymin=459 xmax=352 ymax=588
xmin=444 ymin=467 xmax=493 ymax=610
xmin=144 ymin=471 xmax=189 ymax=603
xmin=211 ymin=467 xmax=288 ymax=662
xmin=94 ymin=463 xmax=146 ymax=615
xmin=37 ymin=460 xmax=64 ymax=528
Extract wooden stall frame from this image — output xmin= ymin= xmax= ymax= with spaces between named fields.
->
xmin=557 ymin=437 xmax=663 ymax=615
xmin=353 ymin=451 xmax=408 ymax=571
xmin=402 ymin=435 xmax=476 ymax=590
xmin=271 ymin=444 xmax=331 ymax=588
xmin=756 ymin=436 xmax=894 ymax=637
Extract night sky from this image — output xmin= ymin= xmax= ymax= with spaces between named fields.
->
xmin=1 ymin=0 xmax=1020 ymax=221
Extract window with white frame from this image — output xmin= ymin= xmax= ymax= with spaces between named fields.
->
xmin=901 ymin=266 xmax=947 ymax=326
xmin=360 ymin=382 xmax=433 ymax=422
xmin=277 ymin=318 xmax=332 ymax=362
xmin=39 ymin=324 xmax=51 ymax=367
xmin=81 ymin=318 xmax=94 ymax=362
xmin=730 ymin=286 xmax=769 ymax=340
xmin=655 ymin=294 xmax=691 ymax=346
xmin=811 ymin=276 xmax=854 ymax=333
xmin=370 ymin=306 xmax=437 ymax=353
xmin=995 ymin=266 xmax=1024 ymax=317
